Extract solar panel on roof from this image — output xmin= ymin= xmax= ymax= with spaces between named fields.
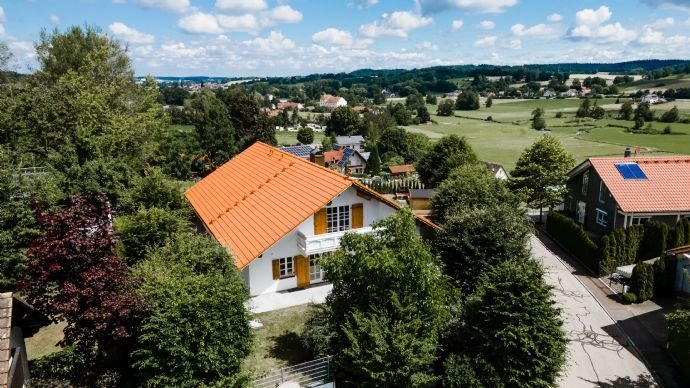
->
xmin=338 ymin=148 xmax=355 ymax=167
xmin=615 ymin=162 xmax=647 ymax=180
xmin=280 ymin=145 xmax=312 ymax=159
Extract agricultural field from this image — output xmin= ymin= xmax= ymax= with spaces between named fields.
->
xmin=404 ymin=97 xmax=690 ymax=170
xmin=621 ymin=74 xmax=690 ymax=92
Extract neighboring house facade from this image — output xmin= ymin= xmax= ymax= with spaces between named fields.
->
xmin=483 ymin=162 xmax=509 ymax=180
xmin=335 ymin=136 xmax=365 ymax=151
xmin=641 ymin=94 xmax=659 ymax=104
xmin=324 ymin=148 xmax=368 ymax=174
xmin=542 ymin=89 xmax=557 ymax=98
xmin=387 ymin=164 xmax=416 ymax=178
xmin=0 ymin=293 xmax=47 ymax=388
xmin=319 ymin=94 xmax=347 ymax=109
xmin=564 ymin=89 xmax=579 ymax=97
xmin=566 ymin=156 xmax=690 ymax=236
xmin=185 ymin=142 xmax=435 ymax=296
xmin=580 ymin=86 xmax=591 ymax=96
xmin=408 ymin=189 xmax=435 ymax=219
xmin=276 ymin=102 xmax=304 ymax=111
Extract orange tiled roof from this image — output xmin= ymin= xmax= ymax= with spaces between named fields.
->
xmin=587 ymin=156 xmax=690 ymax=213
xmin=324 ymin=149 xmax=345 ymax=164
xmin=185 ymin=142 xmax=353 ymax=268
xmin=387 ymin=164 xmax=416 ymax=174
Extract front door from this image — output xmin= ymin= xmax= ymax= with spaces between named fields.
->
xmin=295 ymin=255 xmax=310 ymax=288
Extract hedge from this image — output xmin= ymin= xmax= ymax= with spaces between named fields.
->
xmin=600 ymin=225 xmax=643 ymax=275
xmin=546 ymin=212 xmax=600 ymax=274
xmin=638 ymin=221 xmax=668 ymax=260
xmin=630 ymin=262 xmax=654 ymax=301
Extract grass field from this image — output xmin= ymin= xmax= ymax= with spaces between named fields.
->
xmin=402 ymin=98 xmax=690 ymax=170
xmin=245 ymin=304 xmax=312 ymax=377
xmin=25 ymin=322 xmax=65 ymax=360
xmin=622 ymin=74 xmax=690 ymax=92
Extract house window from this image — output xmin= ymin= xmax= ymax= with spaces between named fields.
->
xmin=309 ymin=254 xmax=325 ymax=282
xmin=279 ymin=257 xmax=294 ymax=278
xmin=631 ymin=217 xmax=650 ymax=226
xmin=596 ymin=209 xmax=608 ymax=227
xmin=598 ymin=181 xmax=607 ymax=203
xmin=582 ymin=171 xmax=589 ymax=196
xmin=327 ymin=205 xmax=350 ymax=233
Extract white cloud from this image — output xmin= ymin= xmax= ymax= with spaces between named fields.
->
xmin=511 ymin=23 xmax=555 ymax=36
xmin=0 ymin=24 xmax=4 ymax=38
xmin=451 ymin=19 xmax=463 ymax=31
xmin=638 ymin=28 xmax=664 ymax=44
xmin=568 ymin=6 xmax=637 ymax=43
xmin=109 ymin=22 xmax=155 ymax=44
xmin=136 ymin=0 xmax=190 ymax=13
xmin=312 ymin=28 xmax=353 ymax=46
xmin=243 ymin=31 xmax=295 ymax=54
xmin=416 ymin=41 xmax=439 ymax=50
xmin=473 ymin=35 xmax=496 ymax=47
xmin=359 ymin=11 xmax=432 ymax=38
xmin=216 ymin=14 xmax=259 ymax=31
xmin=178 ymin=12 xmax=224 ymax=34
xmin=644 ymin=17 xmax=674 ymax=29
xmin=417 ymin=0 xmax=518 ymax=14
xmin=265 ymin=5 xmax=303 ymax=24
xmin=350 ymin=0 xmax=379 ymax=8
xmin=479 ymin=20 xmax=495 ymax=29
xmin=547 ymin=13 xmax=563 ymax=22
xmin=49 ymin=14 xmax=60 ymax=24
xmin=502 ymin=38 xmax=522 ymax=50
xmin=0 ymin=6 xmax=5 ymax=23
xmin=642 ymin=0 xmax=690 ymax=12
xmin=216 ymin=0 xmax=268 ymax=13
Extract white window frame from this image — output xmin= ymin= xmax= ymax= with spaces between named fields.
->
xmin=327 ymin=205 xmax=350 ymax=233
xmin=309 ymin=254 xmax=325 ymax=283
xmin=598 ymin=181 xmax=606 ymax=203
xmin=582 ymin=171 xmax=589 ymax=196
xmin=577 ymin=201 xmax=586 ymax=224
xmin=595 ymin=209 xmax=608 ymax=227
xmin=279 ymin=257 xmax=294 ymax=278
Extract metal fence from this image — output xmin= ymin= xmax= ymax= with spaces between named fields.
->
xmin=251 ymin=356 xmax=333 ymax=388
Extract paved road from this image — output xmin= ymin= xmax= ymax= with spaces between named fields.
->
xmin=532 ymin=235 xmax=658 ymax=387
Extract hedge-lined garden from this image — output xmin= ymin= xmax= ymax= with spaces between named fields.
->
xmin=545 ymin=212 xmax=600 ymax=273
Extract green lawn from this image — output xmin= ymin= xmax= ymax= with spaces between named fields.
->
xmin=25 ymin=322 xmax=65 ymax=360
xmin=245 ymin=304 xmax=313 ymax=377
xmin=404 ymin=98 xmax=690 ymax=170
xmin=622 ymin=74 xmax=690 ymax=92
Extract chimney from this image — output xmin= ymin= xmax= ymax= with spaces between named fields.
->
xmin=310 ymin=149 xmax=325 ymax=166
xmin=624 ymin=147 xmax=632 ymax=158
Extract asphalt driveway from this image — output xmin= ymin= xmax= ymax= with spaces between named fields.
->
xmin=532 ymin=236 xmax=658 ymax=387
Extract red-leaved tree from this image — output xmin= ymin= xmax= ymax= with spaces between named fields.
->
xmin=20 ymin=194 xmax=146 ymax=358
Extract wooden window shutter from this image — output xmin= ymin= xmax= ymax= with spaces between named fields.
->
xmin=272 ymin=259 xmax=280 ymax=280
xmin=314 ymin=208 xmax=327 ymax=235
xmin=352 ymin=203 xmax=364 ymax=229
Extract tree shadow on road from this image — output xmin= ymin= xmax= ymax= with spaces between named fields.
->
xmin=580 ymin=373 xmax=657 ymax=387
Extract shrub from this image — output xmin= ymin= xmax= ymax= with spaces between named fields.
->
xmin=664 ymin=126 xmax=672 ymax=134
xmin=621 ymin=292 xmax=637 ymax=304
xmin=555 ymin=112 xmax=563 ymax=118
xmin=546 ymin=212 xmax=600 ymax=274
xmin=486 ymin=115 xmax=493 ymax=121
xmin=638 ymin=221 xmax=668 ymax=260
xmin=654 ymin=255 xmax=677 ymax=297
xmin=630 ymin=262 xmax=654 ymax=301
xmin=667 ymin=305 xmax=690 ymax=380
xmin=301 ymin=304 xmax=335 ymax=359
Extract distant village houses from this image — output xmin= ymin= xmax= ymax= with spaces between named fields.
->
xmin=320 ymin=94 xmax=347 ymax=109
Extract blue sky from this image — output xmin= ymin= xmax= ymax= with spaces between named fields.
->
xmin=1 ymin=0 xmax=690 ymax=76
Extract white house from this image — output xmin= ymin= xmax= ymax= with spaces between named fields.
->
xmin=483 ymin=162 xmax=509 ymax=180
xmin=319 ymin=94 xmax=347 ymax=109
xmin=543 ymin=89 xmax=557 ymax=98
xmin=564 ymin=89 xmax=579 ymax=97
xmin=324 ymin=147 xmax=368 ymax=174
xmin=641 ymin=94 xmax=659 ymax=104
xmin=335 ymin=135 xmax=366 ymax=151
xmin=185 ymin=142 xmax=435 ymax=296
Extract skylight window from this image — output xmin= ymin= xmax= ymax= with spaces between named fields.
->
xmin=615 ymin=163 xmax=647 ymax=180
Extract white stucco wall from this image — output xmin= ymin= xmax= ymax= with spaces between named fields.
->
xmin=245 ymin=185 xmax=397 ymax=296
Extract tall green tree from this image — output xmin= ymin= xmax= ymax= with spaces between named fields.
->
xmin=189 ymin=91 xmax=236 ymax=174
xmin=660 ymin=106 xmax=680 ymax=123
xmin=217 ymin=86 xmax=276 ymax=149
xmin=437 ymin=99 xmax=455 ymax=116
xmin=445 ymin=259 xmax=567 ymax=388
xmin=327 ymin=106 xmax=362 ymax=136
xmin=322 ymin=209 xmax=452 ymax=387
xmin=619 ymin=101 xmax=633 ymax=120
xmin=364 ymin=144 xmax=381 ymax=175
xmin=510 ymin=134 xmax=575 ymax=223
xmin=297 ymin=126 xmax=315 ymax=144
xmin=431 ymin=164 xmax=519 ymax=224
xmin=455 ymin=91 xmax=480 ymax=110
xmin=132 ymin=234 xmax=253 ymax=387
xmin=417 ymin=106 xmax=431 ymax=123
xmin=576 ymin=98 xmax=591 ymax=118
xmin=531 ymin=107 xmax=546 ymax=130
xmin=417 ymin=135 xmax=478 ymax=187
